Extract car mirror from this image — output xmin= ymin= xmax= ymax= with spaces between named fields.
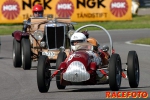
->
xmin=59 ymin=46 xmax=65 ymax=52
xmin=102 ymin=45 xmax=109 ymax=52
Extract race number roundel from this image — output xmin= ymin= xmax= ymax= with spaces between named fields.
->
xmin=110 ymin=0 xmax=128 ymax=17
xmin=56 ymin=0 xmax=74 ymax=18
xmin=1 ymin=0 xmax=20 ymax=20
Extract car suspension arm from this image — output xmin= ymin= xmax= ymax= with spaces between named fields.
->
xmin=49 ymin=69 xmax=60 ymax=80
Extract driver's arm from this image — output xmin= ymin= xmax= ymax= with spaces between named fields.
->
xmin=22 ymin=19 xmax=31 ymax=32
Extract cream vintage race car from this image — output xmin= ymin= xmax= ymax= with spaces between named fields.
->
xmin=12 ymin=16 xmax=75 ymax=70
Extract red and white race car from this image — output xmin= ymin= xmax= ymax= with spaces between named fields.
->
xmin=37 ymin=24 xmax=140 ymax=93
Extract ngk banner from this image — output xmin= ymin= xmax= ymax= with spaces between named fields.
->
xmin=71 ymin=0 xmax=132 ymax=22
xmin=0 ymin=0 xmax=132 ymax=23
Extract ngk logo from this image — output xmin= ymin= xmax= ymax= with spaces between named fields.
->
xmin=56 ymin=0 xmax=74 ymax=18
xmin=57 ymin=4 xmax=72 ymax=10
xmin=3 ymin=5 xmax=17 ymax=11
xmin=111 ymin=2 xmax=125 ymax=8
xmin=110 ymin=0 xmax=128 ymax=17
xmin=1 ymin=0 xmax=20 ymax=20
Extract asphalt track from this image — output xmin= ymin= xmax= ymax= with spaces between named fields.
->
xmin=0 ymin=29 xmax=150 ymax=100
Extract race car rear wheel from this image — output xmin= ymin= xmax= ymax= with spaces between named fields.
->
xmin=109 ymin=54 xmax=122 ymax=91
xmin=21 ymin=38 xmax=31 ymax=70
xmin=37 ymin=55 xmax=51 ymax=93
xmin=56 ymin=51 xmax=67 ymax=89
xmin=127 ymin=51 xmax=139 ymax=88
xmin=13 ymin=38 xmax=22 ymax=67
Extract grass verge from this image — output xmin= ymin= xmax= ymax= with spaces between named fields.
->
xmin=132 ymin=38 xmax=150 ymax=45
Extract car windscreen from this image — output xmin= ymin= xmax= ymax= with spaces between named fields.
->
xmin=75 ymin=43 xmax=93 ymax=51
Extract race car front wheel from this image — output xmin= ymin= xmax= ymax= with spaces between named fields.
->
xmin=109 ymin=53 xmax=122 ymax=91
xmin=13 ymin=38 xmax=22 ymax=67
xmin=21 ymin=38 xmax=31 ymax=70
xmin=56 ymin=51 xmax=67 ymax=89
xmin=37 ymin=55 xmax=51 ymax=93
xmin=127 ymin=51 xmax=139 ymax=88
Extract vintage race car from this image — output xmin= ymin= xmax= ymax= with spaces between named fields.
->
xmin=37 ymin=24 xmax=140 ymax=92
xmin=12 ymin=16 xmax=75 ymax=70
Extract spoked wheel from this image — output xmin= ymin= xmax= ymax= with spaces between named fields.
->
xmin=56 ymin=52 xmax=67 ymax=89
xmin=127 ymin=51 xmax=139 ymax=88
xmin=21 ymin=38 xmax=31 ymax=70
xmin=13 ymin=38 xmax=22 ymax=67
xmin=37 ymin=55 xmax=51 ymax=93
xmin=109 ymin=54 xmax=122 ymax=91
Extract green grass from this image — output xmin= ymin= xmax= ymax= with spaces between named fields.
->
xmin=1 ymin=15 xmax=150 ymax=35
xmin=0 ymin=24 xmax=22 ymax=35
xmin=132 ymin=38 xmax=150 ymax=45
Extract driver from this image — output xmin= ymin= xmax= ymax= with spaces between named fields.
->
xmin=86 ymin=37 xmax=102 ymax=66
xmin=22 ymin=4 xmax=44 ymax=32
xmin=70 ymin=32 xmax=87 ymax=51
xmin=69 ymin=32 xmax=101 ymax=66
xmin=64 ymin=32 xmax=86 ymax=62
xmin=87 ymin=37 xmax=110 ymax=66
xmin=82 ymin=30 xmax=110 ymax=66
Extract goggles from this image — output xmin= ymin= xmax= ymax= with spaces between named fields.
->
xmin=71 ymin=40 xmax=84 ymax=46
xmin=33 ymin=11 xmax=43 ymax=17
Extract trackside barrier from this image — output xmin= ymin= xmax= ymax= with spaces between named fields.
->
xmin=0 ymin=0 xmax=132 ymax=23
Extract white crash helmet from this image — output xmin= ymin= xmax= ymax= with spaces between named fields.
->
xmin=70 ymin=32 xmax=86 ymax=51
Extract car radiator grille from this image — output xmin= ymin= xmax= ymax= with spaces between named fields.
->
xmin=46 ymin=26 xmax=64 ymax=49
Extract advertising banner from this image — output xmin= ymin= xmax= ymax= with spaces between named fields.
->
xmin=0 ymin=0 xmax=132 ymax=23
xmin=71 ymin=0 xmax=132 ymax=21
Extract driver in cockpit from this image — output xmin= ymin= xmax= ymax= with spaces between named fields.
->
xmin=69 ymin=32 xmax=102 ymax=66
xmin=82 ymin=30 xmax=110 ymax=66
xmin=22 ymin=4 xmax=44 ymax=32
xmin=87 ymin=37 xmax=110 ymax=67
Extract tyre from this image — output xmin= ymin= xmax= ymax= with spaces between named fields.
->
xmin=109 ymin=54 xmax=122 ymax=91
xmin=56 ymin=52 xmax=67 ymax=89
xmin=127 ymin=51 xmax=139 ymax=88
xmin=37 ymin=55 xmax=51 ymax=93
xmin=21 ymin=38 xmax=31 ymax=70
xmin=13 ymin=38 xmax=22 ymax=67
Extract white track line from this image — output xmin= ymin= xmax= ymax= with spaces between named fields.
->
xmin=126 ymin=41 xmax=150 ymax=47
